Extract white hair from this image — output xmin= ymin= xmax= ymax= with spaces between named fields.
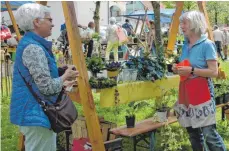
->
xmin=180 ymin=11 xmax=207 ymax=36
xmin=109 ymin=17 xmax=116 ymax=25
xmin=15 ymin=3 xmax=50 ymax=32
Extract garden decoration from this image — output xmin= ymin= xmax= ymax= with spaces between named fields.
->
xmin=106 ymin=61 xmax=121 ymax=78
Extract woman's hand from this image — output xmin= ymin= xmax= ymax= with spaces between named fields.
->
xmin=172 ymin=63 xmax=178 ymax=73
xmin=61 ymin=67 xmax=79 ymax=82
xmin=177 ymin=66 xmax=192 ymax=76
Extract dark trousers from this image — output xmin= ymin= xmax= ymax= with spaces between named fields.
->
xmin=85 ymin=40 xmax=94 ymax=58
xmin=215 ymin=41 xmax=224 ymax=60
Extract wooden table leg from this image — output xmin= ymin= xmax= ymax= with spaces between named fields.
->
xmin=133 ymin=136 xmax=137 ymax=151
xmin=150 ymin=130 xmax=156 ymax=151
xmin=18 ymin=133 xmax=25 ymax=151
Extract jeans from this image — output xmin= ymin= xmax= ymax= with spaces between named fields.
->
xmin=186 ymin=124 xmax=226 ymax=151
xmin=20 ymin=126 xmax=56 ymax=151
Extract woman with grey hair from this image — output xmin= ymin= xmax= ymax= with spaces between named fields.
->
xmin=172 ymin=11 xmax=226 ymax=151
xmin=10 ymin=3 xmax=78 ymax=150
xmin=105 ymin=17 xmax=119 ymax=61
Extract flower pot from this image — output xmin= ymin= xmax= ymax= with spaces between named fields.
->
xmin=167 ymin=64 xmax=173 ymax=72
xmin=107 ymin=70 xmax=120 ymax=78
xmin=125 ymin=116 xmax=135 ymax=128
xmin=215 ymin=96 xmax=224 ymax=105
xmin=224 ymin=93 xmax=229 ymax=103
xmin=156 ymin=111 xmax=168 ymax=122
xmin=119 ymin=69 xmax=138 ymax=82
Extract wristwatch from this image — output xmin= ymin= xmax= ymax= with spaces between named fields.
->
xmin=191 ymin=67 xmax=195 ymax=75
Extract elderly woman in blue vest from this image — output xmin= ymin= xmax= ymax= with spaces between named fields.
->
xmin=172 ymin=11 xmax=226 ymax=151
xmin=10 ymin=3 xmax=78 ymax=151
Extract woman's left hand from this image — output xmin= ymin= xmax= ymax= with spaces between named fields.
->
xmin=177 ymin=66 xmax=192 ymax=76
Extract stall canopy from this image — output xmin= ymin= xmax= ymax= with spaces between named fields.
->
xmin=121 ymin=9 xmax=176 ymax=23
xmin=1 ymin=1 xmax=34 ymax=12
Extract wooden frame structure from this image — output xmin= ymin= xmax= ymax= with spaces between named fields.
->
xmin=4 ymin=1 xmax=213 ymax=151
xmin=167 ymin=1 xmax=213 ymax=51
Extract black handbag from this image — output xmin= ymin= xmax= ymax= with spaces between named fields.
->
xmin=18 ymin=68 xmax=78 ymax=133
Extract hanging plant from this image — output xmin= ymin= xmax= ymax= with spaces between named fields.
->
xmin=89 ymin=77 xmax=117 ymax=89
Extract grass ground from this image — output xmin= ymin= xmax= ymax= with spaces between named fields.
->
xmin=1 ymin=61 xmax=229 ymax=151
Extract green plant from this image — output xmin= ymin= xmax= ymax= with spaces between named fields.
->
xmin=126 ymin=101 xmax=149 ymax=118
xmin=86 ymin=56 xmax=105 ymax=77
xmin=154 ymin=87 xmax=178 ymax=112
xmin=214 ymin=79 xmax=229 ymax=98
xmin=125 ymin=55 xmax=165 ymax=81
xmin=159 ymin=124 xmax=188 ymax=151
xmin=106 ymin=61 xmax=122 ymax=71
xmin=89 ymin=77 xmax=117 ymax=89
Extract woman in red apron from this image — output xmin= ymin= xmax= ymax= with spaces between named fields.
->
xmin=172 ymin=11 xmax=226 ymax=151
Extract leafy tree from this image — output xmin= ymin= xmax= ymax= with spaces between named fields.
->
xmin=206 ymin=1 xmax=229 ymax=25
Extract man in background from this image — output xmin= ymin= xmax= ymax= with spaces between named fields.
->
xmin=122 ymin=19 xmax=133 ymax=36
xmin=213 ymin=25 xmax=225 ymax=60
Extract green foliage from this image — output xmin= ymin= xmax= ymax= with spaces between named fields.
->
xmin=89 ymin=77 xmax=117 ymax=89
xmin=125 ymin=55 xmax=165 ymax=81
xmin=154 ymin=88 xmax=178 ymax=112
xmin=158 ymin=124 xmax=189 ymax=151
xmin=126 ymin=101 xmax=149 ymax=117
xmin=206 ymin=2 xmax=229 ymax=25
xmin=1 ymin=96 xmax=19 ymax=151
xmin=86 ymin=56 xmax=105 ymax=77
xmin=214 ymin=79 xmax=229 ymax=98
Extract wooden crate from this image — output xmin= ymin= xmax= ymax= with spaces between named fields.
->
xmin=71 ymin=117 xmax=117 ymax=141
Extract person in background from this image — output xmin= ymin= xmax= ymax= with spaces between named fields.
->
xmin=105 ymin=17 xmax=119 ymax=61
xmin=172 ymin=11 xmax=226 ymax=151
xmin=147 ymin=20 xmax=156 ymax=55
xmin=222 ymin=28 xmax=229 ymax=60
xmin=10 ymin=3 xmax=79 ymax=151
xmin=117 ymin=22 xmax=129 ymax=60
xmin=213 ymin=25 xmax=225 ymax=60
xmin=122 ymin=19 xmax=133 ymax=36
xmin=84 ymin=21 xmax=95 ymax=58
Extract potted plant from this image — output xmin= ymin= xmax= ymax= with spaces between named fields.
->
xmin=125 ymin=101 xmax=149 ymax=128
xmin=89 ymin=77 xmax=117 ymax=89
xmin=153 ymin=88 xmax=177 ymax=122
xmin=86 ymin=56 xmax=105 ymax=77
xmin=165 ymin=51 xmax=179 ymax=73
xmin=214 ymin=79 xmax=229 ymax=104
xmin=106 ymin=61 xmax=121 ymax=78
xmin=125 ymin=55 xmax=165 ymax=81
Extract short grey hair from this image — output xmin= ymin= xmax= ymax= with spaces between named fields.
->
xmin=109 ymin=17 xmax=116 ymax=25
xmin=15 ymin=3 xmax=50 ymax=32
xmin=180 ymin=11 xmax=207 ymax=36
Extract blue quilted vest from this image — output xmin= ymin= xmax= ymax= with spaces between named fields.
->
xmin=10 ymin=32 xmax=59 ymax=129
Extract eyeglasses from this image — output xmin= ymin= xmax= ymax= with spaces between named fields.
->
xmin=39 ymin=18 xmax=53 ymax=23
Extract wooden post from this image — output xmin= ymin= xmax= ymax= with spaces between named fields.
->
xmin=140 ymin=8 xmax=148 ymax=39
xmin=134 ymin=16 xmax=140 ymax=33
xmin=197 ymin=1 xmax=214 ymax=41
xmin=5 ymin=1 xmax=21 ymax=41
xmin=62 ymin=2 xmax=105 ymax=151
xmin=36 ymin=1 xmax=47 ymax=6
xmin=167 ymin=2 xmax=184 ymax=51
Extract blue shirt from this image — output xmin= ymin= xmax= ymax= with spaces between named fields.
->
xmin=179 ymin=35 xmax=217 ymax=99
xmin=180 ymin=35 xmax=217 ymax=68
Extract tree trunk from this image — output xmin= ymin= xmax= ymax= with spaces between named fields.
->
xmin=151 ymin=1 xmax=162 ymax=53
xmin=94 ymin=1 xmax=100 ymax=33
